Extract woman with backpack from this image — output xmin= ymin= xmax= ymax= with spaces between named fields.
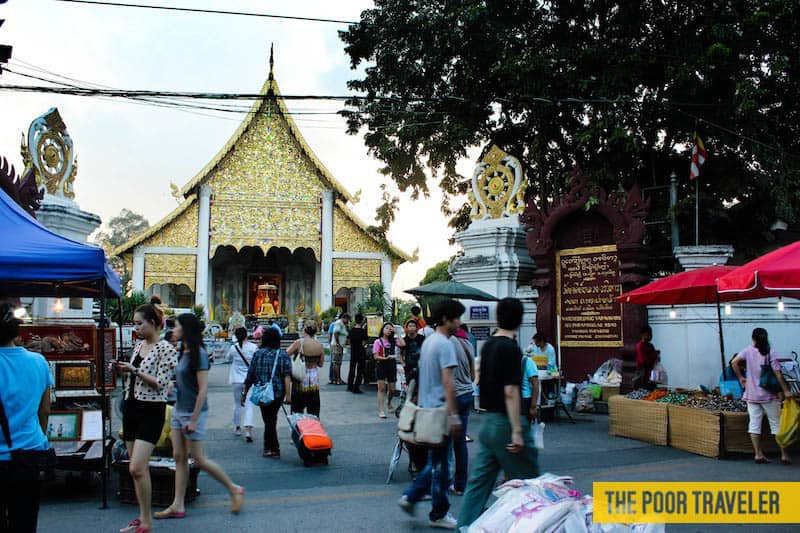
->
xmin=731 ymin=328 xmax=793 ymax=464
xmin=156 ymin=314 xmax=244 ymax=520
xmin=226 ymin=327 xmax=257 ymax=442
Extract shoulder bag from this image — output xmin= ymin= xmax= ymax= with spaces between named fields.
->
xmin=397 ymin=379 xmax=449 ymax=447
xmin=250 ymin=351 xmax=281 ymax=406
xmin=759 ymin=353 xmax=782 ymax=394
xmin=291 ymin=339 xmax=307 ymax=382
xmin=0 ymin=386 xmax=57 ymax=480
xmin=234 ymin=345 xmax=249 ymax=368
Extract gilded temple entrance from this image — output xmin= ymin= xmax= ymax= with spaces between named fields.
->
xmin=210 ymin=246 xmax=315 ymax=325
xmin=248 ymin=273 xmax=281 ymax=316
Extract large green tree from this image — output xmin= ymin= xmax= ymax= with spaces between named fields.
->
xmin=341 ymin=1 xmax=800 ymax=259
xmin=94 ymin=209 xmax=150 ymax=251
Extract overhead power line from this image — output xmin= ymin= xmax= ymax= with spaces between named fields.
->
xmin=53 ymin=0 xmax=358 ymax=25
xmin=3 ymin=69 xmax=796 ymax=156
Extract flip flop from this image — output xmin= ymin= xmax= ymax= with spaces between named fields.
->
xmin=154 ymin=508 xmax=186 ymax=520
xmin=781 ymin=458 xmax=792 ymax=465
xmin=120 ymin=518 xmax=141 ymax=533
xmin=754 ymin=457 xmax=771 ymax=464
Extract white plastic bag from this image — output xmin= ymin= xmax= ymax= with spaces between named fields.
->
xmin=532 ymin=421 xmax=545 ymax=450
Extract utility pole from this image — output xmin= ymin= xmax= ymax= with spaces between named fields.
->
xmin=0 ymin=1 xmax=12 ymax=75
xmin=669 ymin=171 xmax=679 ymax=248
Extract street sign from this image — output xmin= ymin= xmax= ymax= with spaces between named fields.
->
xmin=469 ymin=305 xmax=489 ymax=321
xmin=471 ymin=326 xmax=491 ymax=340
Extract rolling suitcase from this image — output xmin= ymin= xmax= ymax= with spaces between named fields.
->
xmin=282 ymin=405 xmax=332 ymax=466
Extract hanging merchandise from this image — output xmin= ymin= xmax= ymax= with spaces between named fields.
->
xmin=532 ymin=421 xmax=545 ymax=450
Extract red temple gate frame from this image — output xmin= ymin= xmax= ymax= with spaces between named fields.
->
xmin=521 ymin=168 xmax=650 ymax=385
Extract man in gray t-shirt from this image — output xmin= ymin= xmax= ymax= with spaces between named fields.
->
xmin=418 ymin=332 xmax=457 ymax=408
xmin=399 ymin=299 xmax=465 ymax=529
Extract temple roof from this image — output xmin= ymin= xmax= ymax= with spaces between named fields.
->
xmin=112 ymin=193 xmax=197 ymax=256
xmin=179 ymin=59 xmax=354 ymax=202
xmin=114 ymin=51 xmax=414 ymax=262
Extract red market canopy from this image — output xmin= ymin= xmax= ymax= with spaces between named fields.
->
xmin=617 ymin=265 xmax=737 ymax=305
xmin=717 ymin=240 xmax=800 ymax=299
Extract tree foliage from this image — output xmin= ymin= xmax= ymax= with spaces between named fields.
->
xmin=420 ymin=260 xmax=451 ymax=286
xmin=341 ymin=1 xmax=800 ymax=258
xmin=95 ymin=209 xmax=150 ymax=251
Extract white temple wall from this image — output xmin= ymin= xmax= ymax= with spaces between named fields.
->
xmin=649 ymin=299 xmax=800 ymax=390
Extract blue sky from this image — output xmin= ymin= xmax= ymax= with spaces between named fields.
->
xmin=0 ymin=0 xmax=475 ymax=295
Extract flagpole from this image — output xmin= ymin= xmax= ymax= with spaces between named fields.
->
xmin=695 ymin=177 xmax=699 ymax=246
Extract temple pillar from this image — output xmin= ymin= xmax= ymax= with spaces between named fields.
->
xmin=195 ymin=184 xmax=211 ymax=314
xmin=320 ymin=189 xmax=334 ymax=309
xmin=133 ymin=247 xmax=145 ymax=292
xmin=381 ymin=255 xmax=393 ymax=300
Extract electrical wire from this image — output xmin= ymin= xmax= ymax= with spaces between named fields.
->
xmin=52 ymin=0 xmax=358 ymax=25
xmin=3 ymin=67 xmax=798 ymax=153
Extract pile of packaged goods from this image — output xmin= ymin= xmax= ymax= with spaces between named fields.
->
xmin=468 ymin=474 xmax=663 ymax=533
xmin=624 ymin=389 xmax=748 ymax=412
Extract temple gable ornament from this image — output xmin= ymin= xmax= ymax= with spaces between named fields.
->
xmin=468 ymin=146 xmax=527 ymax=220
xmin=21 ymin=108 xmax=77 ymax=199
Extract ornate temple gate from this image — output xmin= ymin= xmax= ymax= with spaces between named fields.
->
xmin=521 ymin=170 xmax=650 ymax=384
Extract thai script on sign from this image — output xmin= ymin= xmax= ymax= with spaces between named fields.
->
xmin=556 ymin=245 xmax=623 ymax=347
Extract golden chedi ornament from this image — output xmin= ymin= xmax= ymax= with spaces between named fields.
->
xmin=21 ymin=108 xmax=77 ymax=199
xmin=467 ymin=145 xmax=527 ymax=221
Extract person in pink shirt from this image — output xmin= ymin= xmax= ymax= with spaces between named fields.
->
xmin=731 ymin=328 xmax=793 ymax=464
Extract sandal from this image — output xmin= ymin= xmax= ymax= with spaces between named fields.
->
xmin=230 ymin=485 xmax=245 ymax=514
xmin=134 ymin=527 xmax=152 ymax=533
xmin=781 ymin=458 xmax=792 ymax=465
xmin=448 ymin=486 xmax=464 ymax=496
xmin=379 ymin=411 xmax=387 ymax=419
xmin=120 ymin=518 xmax=141 ymax=533
xmin=155 ymin=507 xmax=186 ymax=520
xmin=754 ymin=457 xmax=771 ymax=464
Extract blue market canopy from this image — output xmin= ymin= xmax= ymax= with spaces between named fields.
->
xmin=0 ymin=187 xmax=120 ymax=298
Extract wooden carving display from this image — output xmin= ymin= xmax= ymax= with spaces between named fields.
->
xmin=19 ymin=325 xmax=95 ymax=360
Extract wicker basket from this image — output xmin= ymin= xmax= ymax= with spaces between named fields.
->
xmin=667 ymin=404 xmax=721 ymax=458
xmin=608 ymin=396 xmax=669 ymax=446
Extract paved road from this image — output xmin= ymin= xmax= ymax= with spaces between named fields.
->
xmin=38 ymin=363 xmax=798 ymax=532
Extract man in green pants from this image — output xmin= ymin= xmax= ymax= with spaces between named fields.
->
xmin=457 ymin=297 xmax=539 ymax=529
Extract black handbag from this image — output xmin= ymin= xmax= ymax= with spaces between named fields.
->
xmin=0 ymin=391 xmax=57 ymax=480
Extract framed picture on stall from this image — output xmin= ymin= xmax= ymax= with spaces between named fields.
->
xmin=55 ymin=362 xmax=94 ymax=390
xmin=95 ymin=328 xmax=117 ymax=391
xmin=18 ymin=325 xmax=95 ymax=360
xmin=46 ymin=411 xmax=82 ymax=441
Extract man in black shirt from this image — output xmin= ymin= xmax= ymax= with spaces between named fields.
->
xmin=347 ymin=314 xmax=368 ymax=394
xmin=402 ymin=319 xmax=425 ymax=384
xmin=457 ymin=298 xmax=539 ymax=529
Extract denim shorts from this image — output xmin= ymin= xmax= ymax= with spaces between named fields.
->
xmin=170 ymin=409 xmax=208 ymax=441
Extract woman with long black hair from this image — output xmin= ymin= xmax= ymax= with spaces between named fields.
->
xmin=156 ymin=313 xmax=244 ymax=520
xmin=731 ymin=327 xmax=793 ymax=464
xmin=115 ymin=298 xmax=178 ymax=533
xmin=373 ymin=322 xmax=405 ymax=419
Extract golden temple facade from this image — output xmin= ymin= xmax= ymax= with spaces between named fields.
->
xmin=114 ymin=52 xmax=412 ymax=321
